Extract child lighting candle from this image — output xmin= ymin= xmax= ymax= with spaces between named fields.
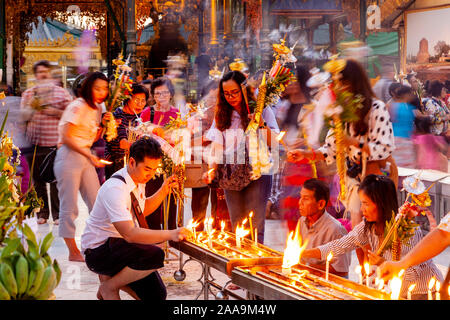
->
xmin=325 ymin=252 xmax=333 ymax=281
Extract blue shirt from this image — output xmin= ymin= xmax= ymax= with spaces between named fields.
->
xmin=390 ymin=102 xmax=415 ymax=138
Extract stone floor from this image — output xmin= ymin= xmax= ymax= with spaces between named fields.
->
xmin=36 ymin=189 xmax=449 ymax=300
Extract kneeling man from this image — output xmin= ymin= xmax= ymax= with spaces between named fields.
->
xmin=298 ymin=179 xmax=351 ymax=278
xmin=81 ymin=136 xmax=190 ymax=300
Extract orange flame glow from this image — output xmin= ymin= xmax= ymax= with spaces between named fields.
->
xmin=389 ymin=269 xmax=404 ymax=300
xmin=282 ymin=221 xmax=309 ymax=269
xmin=276 ymin=131 xmax=286 ymax=141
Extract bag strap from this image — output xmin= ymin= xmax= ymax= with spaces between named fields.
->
xmin=150 ymin=106 xmax=155 ymax=123
xmin=111 ymin=175 xmax=149 ymax=229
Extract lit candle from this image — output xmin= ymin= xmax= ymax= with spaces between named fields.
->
xmin=249 ymin=211 xmax=254 ymax=241
xmin=220 ymin=221 xmax=225 ymax=234
xmin=364 ymin=263 xmax=370 ymax=287
xmin=254 ymin=228 xmax=258 ymax=245
xmin=377 ymin=278 xmax=385 ymax=291
xmin=435 ymin=281 xmax=441 ymax=300
xmin=428 ymin=277 xmax=436 ymax=300
xmin=389 ymin=270 xmax=404 ymax=300
xmin=325 ymin=252 xmax=333 ymax=281
xmin=407 ymin=284 xmax=416 ymax=300
xmin=355 ymin=265 xmax=363 ymax=284
xmin=236 ymin=224 xmax=241 ymax=249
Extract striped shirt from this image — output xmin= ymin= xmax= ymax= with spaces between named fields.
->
xmin=105 ymin=108 xmax=142 ymax=160
xmin=20 ymin=83 xmax=73 ymax=146
xmin=317 ymin=221 xmax=443 ymax=298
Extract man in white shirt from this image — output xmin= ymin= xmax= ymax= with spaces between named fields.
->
xmin=81 ymin=137 xmax=190 ymax=300
xmin=298 ymin=179 xmax=351 ymax=278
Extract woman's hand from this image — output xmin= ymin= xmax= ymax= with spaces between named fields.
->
xmin=101 ymin=111 xmax=114 ymax=127
xmin=89 ymin=154 xmax=106 ymax=168
xmin=367 ymin=250 xmax=385 ymax=266
xmin=287 ymin=149 xmax=305 ymax=162
xmin=248 ymin=113 xmax=264 ymax=126
xmin=377 ymin=260 xmax=405 ymax=281
xmin=162 ymin=175 xmax=179 ymax=194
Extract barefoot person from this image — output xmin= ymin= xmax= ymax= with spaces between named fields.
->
xmin=81 ymin=137 xmax=190 ymax=300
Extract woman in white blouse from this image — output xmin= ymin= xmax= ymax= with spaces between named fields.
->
xmin=302 ymin=174 xmax=443 ymax=300
xmin=287 ymin=59 xmax=396 ymax=228
xmin=55 ymin=72 xmax=112 ymax=262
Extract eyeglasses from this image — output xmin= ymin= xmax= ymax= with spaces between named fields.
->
xmin=132 ymin=98 xmax=147 ymax=105
xmin=154 ymin=91 xmax=170 ymax=97
xmin=223 ymin=90 xmax=241 ymax=99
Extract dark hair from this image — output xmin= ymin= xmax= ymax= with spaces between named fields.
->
xmin=295 ymin=64 xmax=312 ymax=101
xmin=358 ymin=174 xmax=398 ymax=233
xmin=131 ymin=83 xmax=149 ymax=101
xmin=303 ymin=179 xmax=330 ymax=206
xmin=414 ymin=116 xmax=432 ymax=134
xmin=32 ymin=60 xmax=51 ymax=74
xmin=141 ymin=79 xmax=153 ymax=85
xmin=79 ymin=71 xmax=109 ymax=109
xmin=406 ymin=73 xmax=416 ymax=82
xmin=429 ymin=80 xmax=445 ymax=98
xmin=388 ymin=82 xmax=402 ymax=98
xmin=445 ymin=80 xmax=450 ymax=91
xmin=340 ymin=59 xmax=376 ymax=136
xmin=129 ymin=136 xmax=164 ymax=164
xmin=396 ymin=85 xmax=413 ymax=99
xmin=200 ymin=79 xmax=219 ymax=98
xmin=150 ymin=77 xmax=174 ymax=97
xmin=215 ymin=71 xmax=256 ymax=131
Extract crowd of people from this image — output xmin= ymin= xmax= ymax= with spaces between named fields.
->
xmin=3 ymin=56 xmax=449 ymax=300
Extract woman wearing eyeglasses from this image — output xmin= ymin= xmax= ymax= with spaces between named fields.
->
xmin=203 ymin=71 xmax=280 ymax=244
xmin=141 ymin=78 xmax=179 ymax=231
xmin=104 ymin=83 xmax=149 ymax=180
xmin=141 ymin=77 xmax=178 ymax=126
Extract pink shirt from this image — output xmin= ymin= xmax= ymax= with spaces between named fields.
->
xmin=412 ymin=134 xmax=448 ymax=172
xmin=141 ymin=106 xmax=179 ymax=126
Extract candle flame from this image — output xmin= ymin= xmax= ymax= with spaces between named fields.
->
xmin=276 ymin=131 xmax=286 ymax=141
xmin=207 ymin=168 xmax=215 ymax=174
xmin=242 ymin=218 xmax=248 ymax=225
xmin=326 ymin=252 xmax=333 ymax=262
xmin=235 ymin=224 xmax=250 ymax=238
xmin=408 ymin=284 xmax=416 ymax=293
xmin=249 ymin=211 xmax=253 ymax=218
xmin=186 ymin=218 xmax=200 ymax=229
xmin=389 ymin=270 xmax=404 ymax=300
xmin=435 ymin=281 xmax=440 ymax=292
xmin=377 ymin=278 xmax=385 ymax=291
xmin=364 ymin=262 xmax=370 ymax=275
xmin=428 ymin=277 xmax=436 ymax=290
xmin=282 ymin=220 xmax=309 ymax=269
xmin=355 ymin=265 xmax=362 ymax=274
xmin=220 ymin=221 xmax=225 ymax=232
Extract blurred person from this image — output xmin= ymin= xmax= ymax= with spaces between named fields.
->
xmin=195 ymin=48 xmax=212 ymax=95
xmin=423 ymin=80 xmax=450 ymax=136
xmin=412 ymin=117 xmax=448 ymax=172
xmin=203 ymin=71 xmax=279 ymax=244
xmin=81 ymin=137 xmax=190 ymax=300
xmin=55 ymin=71 xmax=112 ymax=262
xmin=287 ymin=60 xmax=396 ymax=229
xmin=298 ymin=179 xmax=350 ymax=278
xmin=302 ymin=174 xmax=443 ymax=300
xmin=389 ymin=85 xmax=417 ymax=168
xmin=140 ymin=78 xmax=178 ymax=230
xmin=20 ymin=60 xmax=73 ymax=225
xmin=372 ymin=64 xmax=395 ymax=103
xmin=105 ymin=84 xmax=149 ymax=179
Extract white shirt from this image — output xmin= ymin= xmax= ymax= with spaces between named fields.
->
xmin=81 ymin=167 xmax=146 ymax=253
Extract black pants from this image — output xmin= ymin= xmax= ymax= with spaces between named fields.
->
xmin=191 ymin=187 xmax=217 ymax=230
xmin=85 ymin=237 xmax=167 ymax=301
xmin=24 ymin=145 xmax=59 ymax=220
xmin=145 ymin=175 xmax=177 ymax=230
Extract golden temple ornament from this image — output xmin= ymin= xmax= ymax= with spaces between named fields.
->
xmin=229 ymin=58 xmax=248 ymax=73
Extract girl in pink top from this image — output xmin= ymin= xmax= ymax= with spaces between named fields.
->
xmin=412 ymin=117 xmax=448 ymax=172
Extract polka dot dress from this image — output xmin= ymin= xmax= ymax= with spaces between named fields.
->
xmin=318 ymin=100 xmax=395 ymax=166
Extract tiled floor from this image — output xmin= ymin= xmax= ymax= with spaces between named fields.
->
xmin=36 ymin=189 xmax=449 ymax=300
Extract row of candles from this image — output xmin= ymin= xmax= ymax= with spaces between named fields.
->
xmin=186 ymin=211 xmax=258 ymax=250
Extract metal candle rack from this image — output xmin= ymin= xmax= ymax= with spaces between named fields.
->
xmin=170 ymin=233 xmax=390 ymax=300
